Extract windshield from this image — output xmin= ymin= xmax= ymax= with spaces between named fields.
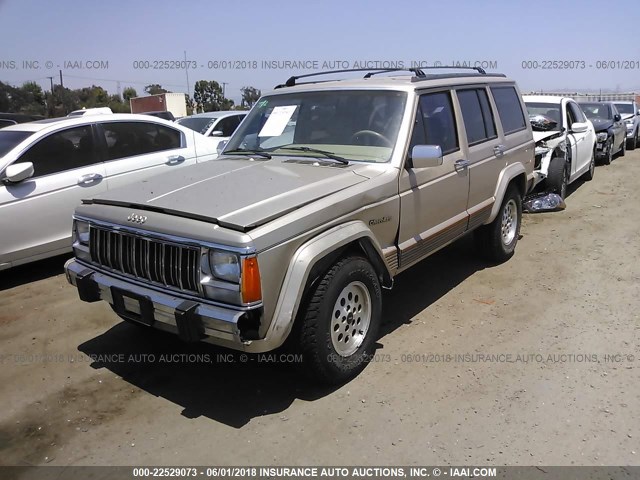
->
xmin=525 ymin=102 xmax=561 ymax=130
xmin=614 ymin=103 xmax=634 ymax=115
xmin=0 ymin=130 xmax=34 ymax=157
xmin=224 ymin=90 xmax=408 ymax=163
xmin=177 ymin=116 xmax=217 ymax=135
xmin=581 ymin=103 xmax=612 ymax=120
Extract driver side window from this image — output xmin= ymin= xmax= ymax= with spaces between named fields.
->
xmin=16 ymin=125 xmax=98 ymax=177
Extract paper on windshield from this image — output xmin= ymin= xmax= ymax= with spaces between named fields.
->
xmin=258 ymin=106 xmax=297 ymax=137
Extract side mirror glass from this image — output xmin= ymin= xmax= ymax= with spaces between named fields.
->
xmin=411 ymin=145 xmax=443 ymax=168
xmin=210 ymin=130 xmax=224 ymax=137
xmin=571 ymin=122 xmax=588 ymax=133
xmin=216 ymin=140 xmax=229 ymax=155
xmin=4 ymin=162 xmax=34 ymax=183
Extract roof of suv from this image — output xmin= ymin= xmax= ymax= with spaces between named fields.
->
xmin=269 ymin=69 xmax=513 ymax=95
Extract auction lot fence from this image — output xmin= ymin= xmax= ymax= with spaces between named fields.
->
xmin=1 ymin=466 xmax=639 ymax=480
xmin=527 ymin=91 xmax=640 ymax=103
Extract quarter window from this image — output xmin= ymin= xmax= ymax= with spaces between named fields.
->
xmin=490 ymin=86 xmax=527 ymax=134
xmin=569 ymin=102 xmax=587 ymax=123
xmin=458 ymin=88 xmax=497 ymax=145
xmin=213 ymin=115 xmax=242 ymax=137
xmin=101 ymin=122 xmax=182 ymax=161
xmin=16 ymin=125 xmax=98 ymax=177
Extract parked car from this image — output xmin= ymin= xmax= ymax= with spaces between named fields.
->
xmin=67 ymin=107 xmax=113 ymax=117
xmin=177 ymin=111 xmax=247 ymax=153
xmin=613 ymin=101 xmax=640 ymax=150
xmin=142 ymin=111 xmax=176 ymax=122
xmin=577 ymin=101 xmax=626 ymax=165
xmin=65 ymin=67 xmax=534 ymax=384
xmin=524 ymin=95 xmax=597 ymax=198
xmin=0 ymin=114 xmax=219 ymax=270
xmin=0 ymin=112 xmax=45 ymax=128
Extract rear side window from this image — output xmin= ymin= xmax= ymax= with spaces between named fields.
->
xmin=491 ymin=86 xmax=527 ymax=134
xmin=100 ymin=122 xmax=182 ymax=161
xmin=458 ymin=89 xmax=497 ymax=145
xmin=417 ymin=91 xmax=459 ymax=154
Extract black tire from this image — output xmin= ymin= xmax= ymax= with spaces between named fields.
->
xmin=297 ymin=256 xmax=382 ymax=384
xmin=602 ymin=138 xmax=613 ymax=165
xmin=619 ymin=135 xmax=626 ymax=157
xmin=546 ymin=156 xmax=568 ymax=199
xmin=583 ymin=146 xmax=596 ymax=181
xmin=474 ymin=185 xmax=522 ymax=264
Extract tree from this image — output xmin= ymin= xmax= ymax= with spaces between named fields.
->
xmin=240 ymin=86 xmax=261 ymax=108
xmin=122 ymin=87 xmax=138 ymax=102
xmin=193 ymin=80 xmax=224 ymax=112
xmin=144 ymin=84 xmax=170 ymax=95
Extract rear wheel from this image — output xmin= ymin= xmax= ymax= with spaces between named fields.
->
xmin=474 ymin=185 xmax=522 ymax=264
xmin=298 ymin=256 xmax=382 ymax=384
xmin=628 ymin=129 xmax=637 ymax=150
xmin=547 ymin=156 xmax=568 ymax=199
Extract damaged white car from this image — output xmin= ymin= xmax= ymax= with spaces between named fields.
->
xmin=524 ymin=95 xmax=597 ymax=198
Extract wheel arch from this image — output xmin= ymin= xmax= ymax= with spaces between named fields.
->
xmin=488 ymin=164 xmax=528 ymax=223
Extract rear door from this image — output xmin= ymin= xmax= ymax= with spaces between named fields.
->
xmin=98 ymin=120 xmax=197 ymax=190
xmin=455 ymin=86 xmax=502 ymax=228
xmin=397 ymin=90 xmax=470 ymax=269
xmin=0 ymin=124 xmax=106 ymax=265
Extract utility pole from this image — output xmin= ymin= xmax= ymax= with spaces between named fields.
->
xmin=59 ymin=69 xmax=64 ymax=88
xmin=47 ymin=76 xmax=54 ymax=94
xmin=184 ymin=50 xmax=191 ymax=99
xmin=222 ymin=82 xmax=228 ymax=99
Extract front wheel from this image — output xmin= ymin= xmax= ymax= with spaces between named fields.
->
xmin=628 ymin=130 xmax=637 ymax=150
xmin=547 ymin=156 xmax=568 ymax=199
xmin=602 ymin=138 xmax=613 ymax=165
xmin=474 ymin=185 xmax=522 ymax=264
xmin=298 ymin=256 xmax=382 ymax=384
xmin=583 ymin=146 xmax=596 ymax=181
xmin=619 ymin=136 xmax=626 ymax=157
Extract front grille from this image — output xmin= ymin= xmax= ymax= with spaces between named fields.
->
xmin=89 ymin=226 xmax=200 ymax=294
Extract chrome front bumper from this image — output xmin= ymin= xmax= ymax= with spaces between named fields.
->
xmin=64 ymin=259 xmax=260 ymax=351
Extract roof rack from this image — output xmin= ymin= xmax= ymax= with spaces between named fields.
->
xmin=274 ymin=65 xmax=491 ymax=89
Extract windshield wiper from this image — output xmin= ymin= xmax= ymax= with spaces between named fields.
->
xmin=278 ymin=146 xmax=349 ymax=165
xmin=223 ymin=148 xmax=272 ymax=159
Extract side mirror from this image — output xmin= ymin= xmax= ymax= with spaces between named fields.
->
xmin=636 ymin=111 xmax=640 ymax=116
xmin=210 ymin=130 xmax=224 ymax=137
xmin=571 ymin=122 xmax=588 ymax=133
xmin=614 ymin=114 xmax=621 ymax=122
xmin=216 ymin=140 xmax=229 ymax=155
xmin=411 ymin=145 xmax=443 ymax=168
xmin=4 ymin=162 xmax=34 ymax=183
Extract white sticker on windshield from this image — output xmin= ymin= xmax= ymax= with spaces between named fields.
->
xmin=258 ymin=105 xmax=297 ymax=137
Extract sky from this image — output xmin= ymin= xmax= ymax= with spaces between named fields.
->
xmin=1 ymin=0 xmax=639 ymax=103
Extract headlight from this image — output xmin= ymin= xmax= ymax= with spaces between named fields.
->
xmin=625 ymin=119 xmax=634 ymax=126
xmin=208 ymin=250 xmax=240 ymax=283
xmin=76 ymin=220 xmax=90 ymax=245
xmin=596 ymin=132 xmax=608 ymax=142
xmin=72 ymin=219 xmax=91 ymax=262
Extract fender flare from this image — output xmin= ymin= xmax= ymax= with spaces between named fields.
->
xmin=262 ymin=221 xmax=391 ymax=350
xmin=488 ymin=163 xmax=528 ymax=223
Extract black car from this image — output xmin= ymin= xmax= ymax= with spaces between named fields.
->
xmin=141 ymin=111 xmax=176 ymax=122
xmin=579 ymin=102 xmax=626 ymax=165
xmin=0 ymin=112 xmax=45 ymax=128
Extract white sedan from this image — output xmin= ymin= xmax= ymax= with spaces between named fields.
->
xmin=0 ymin=114 xmax=218 ymax=270
xmin=524 ymin=95 xmax=597 ymax=198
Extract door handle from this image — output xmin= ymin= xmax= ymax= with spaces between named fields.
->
xmin=493 ymin=144 xmax=506 ymax=157
xmin=454 ymin=159 xmax=470 ymax=172
xmin=78 ymin=173 xmax=102 ymax=185
xmin=166 ymin=155 xmax=185 ymax=165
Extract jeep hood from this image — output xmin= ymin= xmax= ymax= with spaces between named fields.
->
xmin=85 ymin=158 xmax=373 ymax=232
xmin=532 ymin=130 xmax=564 ymax=143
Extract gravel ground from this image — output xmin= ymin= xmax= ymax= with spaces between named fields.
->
xmin=1 ymin=150 xmax=639 ymax=467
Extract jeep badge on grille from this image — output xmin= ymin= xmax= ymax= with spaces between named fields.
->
xmin=127 ymin=213 xmax=147 ymax=224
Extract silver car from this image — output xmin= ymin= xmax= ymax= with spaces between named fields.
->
xmin=0 ymin=114 xmax=218 ymax=270
xmin=176 ymin=111 xmax=247 ymax=154
xmin=613 ymin=101 xmax=640 ymax=149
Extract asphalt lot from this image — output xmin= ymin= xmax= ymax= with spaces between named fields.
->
xmin=1 ymin=149 xmax=639 ymax=467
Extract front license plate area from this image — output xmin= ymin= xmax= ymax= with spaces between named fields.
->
xmin=111 ymin=286 xmax=154 ymax=326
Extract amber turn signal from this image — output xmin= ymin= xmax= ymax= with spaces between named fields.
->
xmin=241 ymin=257 xmax=262 ymax=303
